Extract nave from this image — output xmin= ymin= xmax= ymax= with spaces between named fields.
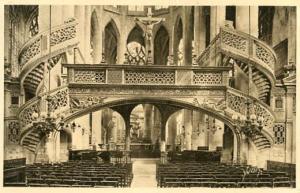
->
xmin=4 ymin=155 xmax=295 ymax=188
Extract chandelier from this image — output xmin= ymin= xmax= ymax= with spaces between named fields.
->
xmin=32 ymin=95 xmax=65 ymax=138
xmin=194 ymin=116 xmax=222 ymax=136
xmin=232 ymin=100 xmax=264 ymax=139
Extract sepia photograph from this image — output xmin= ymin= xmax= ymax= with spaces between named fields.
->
xmin=2 ymin=2 xmax=297 ymax=190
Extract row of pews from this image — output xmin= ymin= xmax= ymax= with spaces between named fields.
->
xmin=156 ymin=162 xmax=294 ymax=188
xmin=26 ymin=160 xmax=133 ymax=187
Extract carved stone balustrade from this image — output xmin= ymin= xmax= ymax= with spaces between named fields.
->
xmin=197 ymin=27 xmax=276 ymax=85
xmin=18 ymin=86 xmax=69 ymax=133
xmin=65 ymin=64 xmax=231 ymax=87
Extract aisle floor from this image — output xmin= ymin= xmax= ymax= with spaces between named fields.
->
xmin=130 ymin=158 xmax=159 ymax=187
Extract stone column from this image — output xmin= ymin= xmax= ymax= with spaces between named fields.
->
xmin=210 ymin=6 xmax=226 ymax=41
xmin=183 ymin=109 xmax=192 ymax=150
xmin=167 ymin=115 xmax=177 ymax=151
xmin=236 ymin=6 xmax=258 ymax=37
xmin=152 ymin=108 xmax=161 ymax=144
xmin=221 ymin=126 xmax=234 ymax=163
xmin=233 ymin=130 xmax=238 ymax=163
xmin=38 ymin=6 xmax=50 ymax=32
xmin=143 ymin=104 xmax=153 ymax=140
xmin=288 ymin=7 xmax=296 ymax=66
xmin=285 ymin=86 xmax=295 ymax=163
xmin=84 ymin=6 xmax=92 ymax=64
xmin=194 ymin=6 xmax=207 ymax=56
xmin=51 ymin=5 xmax=63 ymax=26
xmin=55 ymin=132 xmax=60 ymax=162
xmin=75 ymin=6 xmax=86 ymax=62
xmin=92 ymin=111 xmax=102 ymax=149
xmin=62 ymin=5 xmax=74 ymax=22
xmin=183 ymin=7 xmax=193 ymax=66
xmin=118 ymin=6 xmax=128 ymax=64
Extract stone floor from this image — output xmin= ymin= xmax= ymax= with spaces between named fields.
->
xmin=130 ymin=158 xmax=159 ymax=187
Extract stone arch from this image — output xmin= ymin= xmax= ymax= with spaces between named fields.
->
xmin=154 ymin=25 xmax=169 ymax=65
xmin=127 ymin=24 xmax=145 ymax=46
xmin=104 ymin=19 xmax=120 ymax=64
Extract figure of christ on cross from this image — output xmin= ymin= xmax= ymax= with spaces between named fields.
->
xmin=134 ymin=8 xmax=165 ymax=64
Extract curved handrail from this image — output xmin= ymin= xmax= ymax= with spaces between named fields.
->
xmin=226 ymin=87 xmax=275 ymax=137
xmin=19 ymin=21 xmax=78 ymax=87
xmin=197 ymin=26 xmax=276 ymax=86
xmin=18 ymin=85 xmax=69 ymax=132
xmin=18 ymin=20 xmax=78 ymax=69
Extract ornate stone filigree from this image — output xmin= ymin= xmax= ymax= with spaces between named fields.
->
xmin=227 ymin=90 xmax=274 ymax=129
xmin=221 ymin=30 xmax=247 ymax=52
xmin=8 ymin=121 xmax=20 ymax=144
xmin=254 ymin=42 xmax=275 ymax=70
xmin=70 ymin=96 xmax=106 ymax=110
xmin=50 ymin=25 xmax=76 ymax=46
xmin=193 ymin=72 xmax=222 ymax=85
xmin=48 ymin=88 xmax=69 ymax=112
xmin=74 ymin=70 xmax=106 ymax=83
xmin=19 ymin=102 xmax=40 ymax=127
xmin=125 ymin=71 xmax=175 ymax=85
xmin=19 ymin=38 xmax=41 ymax=69
xmin=273 ymin=124 xmax=285 ymax=145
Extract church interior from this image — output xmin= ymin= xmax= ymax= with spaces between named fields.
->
xmin=3 ymin=5 xmax=296 ymax=188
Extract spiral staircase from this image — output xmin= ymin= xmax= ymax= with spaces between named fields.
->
xmin=18 ymin=26 xmax=277 ymax=155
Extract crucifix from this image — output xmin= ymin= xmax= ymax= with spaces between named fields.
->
xmin=134 ymin=8 xmax=165 ymax=64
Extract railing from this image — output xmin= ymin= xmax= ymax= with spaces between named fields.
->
xmin=18 ymin=86 xmax=69 ymax=132
xmin=197 ymin=27 xmax=276 ymax=82
xmin=65 ymin=64 xmax=231 ymax=87
xmin=18 ymin=20 xmax=78 ymax=73
xmin=226 ymin=87 xmax=275 ymax=134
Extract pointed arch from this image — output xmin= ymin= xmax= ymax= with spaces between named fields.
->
xmin=173 ymin=16 xmax=183 ymax=65
xmin=154 ymin=25 xmax=169 ymax=65
xmin=104 ymin=19 xmax=120 ymax=64
xmin=126 ymin=25 xmax=146 ymax=65
xmin=127 ymin=25 xmax=145 ymax=46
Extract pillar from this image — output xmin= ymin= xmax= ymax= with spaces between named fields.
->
xmin=236 ymin=6 xmax=258 ymax=37
xmin=221 ymin=125 xmax=234 ymax=163
xmin=285 ymin=86 xmax=295 ymax=163
xmin=92 ymin=111 xmax=102 ymax=149
xmin=143 ymin=104 xmax=153 ymax=140
xmin=233 ymin=130 xmax=238 ymax=163
xmin=183 ymin=7 xmax=193 ymax=66
xmin=183 ymin=109 xmax=192 ymax=150
xmin=38 ymin=6 xmax=50 ymax=32
xmin=84 ymin=6 xmax=92 ymax=64
xmin=288 ymin=7 xmax=296 ymax=65
xmin=117 ymin=6 xmax=128 ymax=64
xmin=194 ymin=6 xmax=207 ymax=56
xmin=167 ymin=115 xmax=177 ymax=151
xmin=152 ymin=108 xmax=161 ymax=144
xmin=62 ymin=5 xmax=74 ymax=22
xmin=51 ymin=5 xmax=63 ymax=26
xmin=210 ymin=6 xmax=226 ymax=41
xmin=75 ymin=6 xmax=86 ymax=62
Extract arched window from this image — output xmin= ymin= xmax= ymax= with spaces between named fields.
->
xmin=154 ymin=26 xmax=169 ymax=65
xmin=29 ymin=13 xmax=38 ymax=37
xmin=104 ymin=20 xmax=119 ymax=64
xmin=126 ymin=25 xmax=146 ymax=65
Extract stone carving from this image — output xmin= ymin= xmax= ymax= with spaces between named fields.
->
xmin=48 ymin=88 xmax=69 ymax=112
xmin=70 ymin=96 xmax=106 ymax=110
xmin=221 ymin=30 xmax=247 ymax=52
xmin=125 ymin=71 xmax=175 ymax=85
xmin=8 ymin=121 xmax=20 ymax=144
xmin=74 ymin=70 xmax=106 ymax=83
xmin=19 ymin=102 xmax=40 ymax=127
xmin=227 ymin=90 xmax=274 ymax=129
xmin=193 ymin=72 xmax=222 ymax=85
xmin=273 ymin=124 xmax=285 ymax=145
xmin=19 ymin=37 xmax=41 ymax=69
xmin=50 ymin=25 xmax=76 ymax=46
xmin=69 ymin=87 xmax=225 ymax=97
xmin=255 ymin=42 xmax=275 ymax=70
